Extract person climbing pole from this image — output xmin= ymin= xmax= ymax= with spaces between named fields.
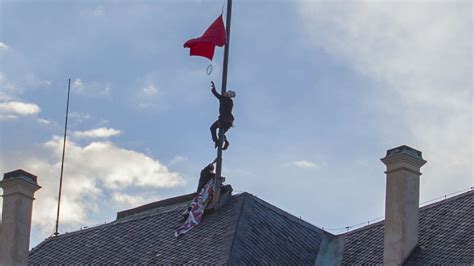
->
xmin=197 ymin=159 xmax=217 ymax=193
xmin=210 ymin=81 xmax=235 ymax=150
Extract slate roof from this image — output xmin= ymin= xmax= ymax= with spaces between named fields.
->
xmin=29 ymin=192 xmax=326 ymax=264
xmin=340 ymin=190 xmax=474 ymax=265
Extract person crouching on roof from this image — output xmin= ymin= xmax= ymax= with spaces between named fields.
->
xmin=197 ymin=159 xmax=217 ymax=193
xmin=181 ymin=159 xmax=218 ymax=222
xmin=210 ymin=81 xmax=235 ymax=150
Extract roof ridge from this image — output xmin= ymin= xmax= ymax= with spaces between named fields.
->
xmin=116 ymin=192 xmax=196 ymax=219
xmin=32 ymin=201 xmax=187 ymax=244
xmin=341 ymin=219 xmax=385 ymax=235
xmin=29 ymin=222 xmax=109 ymax=255
xmin=419 ymin=189 xmax=473 ymax=211
xmin=29 ymin=236 xmax=53 ymax=256
xmin=250 ymin=194 xmax=330 ymax=235
xmin=342 ymin=189 xmax=474 ymax=236
xmin=225 ymin=192 xmax=250 ymax=263
xmin=30 ymin=219 xmax=118 ymax=248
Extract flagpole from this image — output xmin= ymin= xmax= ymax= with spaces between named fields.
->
xmin=213 ymin=0 xmax=232 ymax=207
xmin=54 ymin=78 xmax=71 ymax=236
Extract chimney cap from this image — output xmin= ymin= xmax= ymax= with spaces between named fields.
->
xmin=3 ymin=169 xmax=38 ymax=184
xmin=383 ymin=145 xmax=424 ymax=161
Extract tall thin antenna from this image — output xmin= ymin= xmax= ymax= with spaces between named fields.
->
xmin=54 ymin=78 xmax=71 ymax=237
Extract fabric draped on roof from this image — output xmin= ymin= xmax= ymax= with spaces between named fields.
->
xmin=175 ymin=178 xmax=214 ymax=237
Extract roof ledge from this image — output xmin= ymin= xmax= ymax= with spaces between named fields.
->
xmin=116 ymin=185 xmax=234 ymax=220
xmin=116 ymin=192 xmax=196 ymax=219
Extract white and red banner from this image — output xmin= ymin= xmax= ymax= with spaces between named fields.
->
xmin=175 ymin=178 xmax=215 ymax=237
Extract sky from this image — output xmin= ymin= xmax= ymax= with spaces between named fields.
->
xmin=0 ymin=0 xmax=472 ymax=247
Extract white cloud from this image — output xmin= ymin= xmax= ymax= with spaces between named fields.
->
xmin=72 ymin=78 xmax=83 ymax=89
xmin=0 ymin=114 xmax=17 ymax=121
xmin=288 ymin=160 xmax=320 ymax=169
xmin=298 ymin=2 xmax=472 ymax=197
xmin=93 ymin=6 xmax=105 ymax=16
xmin=0 ymin=72 xmax=21 ymax=94
xmin=0 ymin=101 xmax=40 ymax=116
xmin=45 ymin=136 xmax=185 ymax=189
xmin=0 ymin=72 xmax=50 ymax=100
xmin=112 ymin=192 xmax=158 ymax=208
xmin=169 ymin=155 xmax=187 ymax=166
xmin=2 ymin=136 xmax=184 ymax=236
xmin=143 ymin=84 xmax=158 ymax=96
xmin=37 ymin=118 xmax=51 ymax=124
xmin=136 ymin=82 xmax=162 ymax=109
xmin=0 ymin=72 xmax=46 ymax=121
xmin=69 ymin=112 xmax=91 ymax=125
xmin=72 ymin=127 xmax=121 ymax=139
xmin=0 ymin=42 xmax=9 ymax=51
xmin=33 ymin=79 xmax=52 ymax=87
xmin=71 ymin=78 xmax=111 ymax=96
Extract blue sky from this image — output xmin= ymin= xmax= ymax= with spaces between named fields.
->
xmin=0 ymin=1 xmax=472 ymax=247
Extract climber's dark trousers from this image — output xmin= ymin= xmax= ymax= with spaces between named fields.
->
xmin=210 ymin=120 xmax=232 ymax=143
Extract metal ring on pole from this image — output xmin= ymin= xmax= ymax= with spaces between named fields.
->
xmin=206 ymin=63 xmax=213 ymax=75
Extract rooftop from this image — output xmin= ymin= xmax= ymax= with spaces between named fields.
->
xmin=28 ymin=189 xmax=474 ymax=264
xmin=29 ymin=192 xmax=327 ymax=264
xmin=340 ymin=190 xmax=474 ymax=264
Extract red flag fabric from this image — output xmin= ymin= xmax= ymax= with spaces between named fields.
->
xmin=184 ymin=15 xmax=227 ymax=61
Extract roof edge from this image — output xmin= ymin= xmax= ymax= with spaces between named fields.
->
xmin=116 ymin=192 xmax=196 ymax=219
xmin=341 ymin=189 xmax=474 ymax=236
xmin=225 ymin=192 xmax=250 ymax=263
xmin=251 ymin=194 xmax=332 ymax=235
xmin=419 ymin=189 xmax=473 ymax=211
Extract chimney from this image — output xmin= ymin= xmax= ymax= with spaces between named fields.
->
xmin=381 ymin=145 xmax=426 ymax=265
xmin=0 ymin=169 xmax=41 ymax=265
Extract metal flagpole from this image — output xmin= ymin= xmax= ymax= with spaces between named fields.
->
xmin=213 ymin=0 xmax=232 ymax=207
xmin=54 ymin=78 xmax=71 ymax=236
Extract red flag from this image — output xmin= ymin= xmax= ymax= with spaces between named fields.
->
xmin=184 ymin=15 xmax=227 ymax=61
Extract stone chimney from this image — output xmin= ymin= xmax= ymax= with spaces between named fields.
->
xmin=0 ymin=169 xmax=41 ymax=265
xmin=381 ymin=145 xmax=426 ymax=265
